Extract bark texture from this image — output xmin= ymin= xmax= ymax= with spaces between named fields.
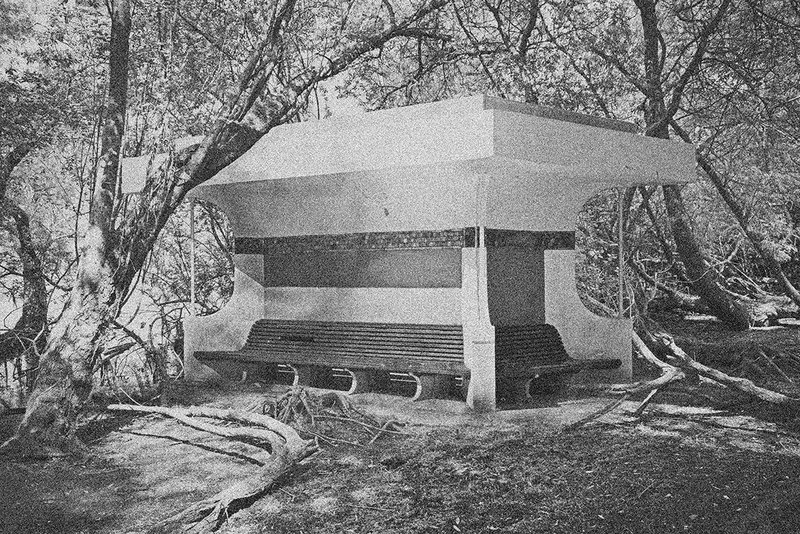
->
xmin=634 ymin=0 xmax=749 ymax=330
xmin=1 ymin=0 xmax=131 ymax=456
xmin=670 ymin=119 xmax=800 ymax=309
xmin=0 ymin=143 xmax=48 ymax=387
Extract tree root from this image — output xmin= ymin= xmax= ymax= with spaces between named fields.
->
xmin=573 ymin=327 xmax=800 ymax=430
xmin=106 ymin=402 xmax=316 ymax=533
xmin=654 ymin=334 xmax=800 ymax=409
xmin=562 ymin=394 xmax=630 ymax=432
xmin=262 ymin=386 xmax=404 ymax=446
xmin=106 ymin=387 xmax=403 ymax=532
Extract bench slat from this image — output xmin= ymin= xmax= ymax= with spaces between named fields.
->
xmin=194 ymin=320 xmax=618 ymax=387
xmin=196 ymin=349 xmax=469 ymax=375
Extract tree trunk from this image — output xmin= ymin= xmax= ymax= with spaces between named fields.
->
xmin=634 ymin=0 xmax=749 ymax=330
xmin=670 ymin=119 xmax=800 ymax=309
xmin=661 ymin=185 xmax=750 ymax=329
xmin=0 ymin=203 xmax=49 ymax=383
xmin=0 ymin=144 xmax=48 ymax=388
xmin=1 ymin=0 xmax=448 ymax=457
xmin=0 ymin=0 xmax=131 ymax=457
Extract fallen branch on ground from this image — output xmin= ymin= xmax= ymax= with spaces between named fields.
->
xmin=562 ymin=394 xmax=630 ymax=432
xmin=574 ymin=324 xmax=799 ymax=429
xmin=604 ymin=332 xmax=687 ymax=420
xmin=654 ymin=334 xmax=800 ymax=409
xmin=106 ymin=402 xmax=315 ymax=533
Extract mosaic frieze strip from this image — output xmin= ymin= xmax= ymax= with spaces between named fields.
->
xmin=234 ymin=228 xmax=575 ymax=254
xmin=236 ymin=230 xmax=466 ymax=254
xmin=484 ymin=229 xmax=575 ymax=250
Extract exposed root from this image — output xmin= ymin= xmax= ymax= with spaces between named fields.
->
xmin=654 ymin=334 xmax=800 ymax=409
xmin=263 ymin=386 xmax=405 ymax=446
xmin=562 ymin=394 xmax=630 ymax=432
xmin=580 ymin=327 xmax=800 ymax=428
xmin=105 ymin=387 xmax=404 ymax=532
xmin=106 ymin=402 xmax=316 ymax=533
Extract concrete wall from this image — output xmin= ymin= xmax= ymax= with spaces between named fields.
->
xmin=486 ymin=246 xmax=545 ymax=325
xmin=183 ymin=254 xmax=265 ymax=380
xmin=259 ymin=287 xmax=462 ymax=324
xmin=262 ymin=248 xmax=461 ymax=288
xmin=544 ymin=249 xmax=632 ymax=380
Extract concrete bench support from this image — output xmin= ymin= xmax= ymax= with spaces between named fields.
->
xmin=346 ymin=369 xmax=390 ymax=394
xmin=410 ymin=373 xmax=452 ymax=401
xmin=291 ymin=364 xmax=328 ymax=387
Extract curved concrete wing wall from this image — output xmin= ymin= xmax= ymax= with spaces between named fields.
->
xmin=545 ymin=250 xmax=632 ymax=379
xmin=183 ymin=254 xmax=265 ymax=380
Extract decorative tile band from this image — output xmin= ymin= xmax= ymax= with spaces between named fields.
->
xmin=484 ymin=229 xmax=575 ymax=250
xmin=234 ymin=229 xmax=575 ymax=254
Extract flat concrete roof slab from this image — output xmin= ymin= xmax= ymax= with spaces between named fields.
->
xmin=122 ymin=95 xmax=695 ymax=195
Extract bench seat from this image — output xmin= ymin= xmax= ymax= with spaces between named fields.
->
xmin=194 ymin=319 xmax=620 ymax=402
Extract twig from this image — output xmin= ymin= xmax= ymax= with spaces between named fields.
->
xmin=368 ymin=421 xmax=395 ymax=444
xmin=300 ymin=428 xmax=363 ymax=447
xmin=633 ymin=384 xmax=670 ymax=418
xmin=315 ymin=415 xmax=405 ymax=435
xmin=637 ymin=481 xmax=657 ymax=499
xmin=349 ymin=503 xmax=398 ymax=512
xmin=756 ymin=349 xmax=795 ymax=385
xmin=562 ymin=394 xmax=630 ymax=432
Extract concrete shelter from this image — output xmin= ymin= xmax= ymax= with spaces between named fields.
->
xmin=127 ymin=95 xmax=695 ymax=411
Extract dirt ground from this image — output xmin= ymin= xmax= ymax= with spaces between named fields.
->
xmin=1 ymin=317 xmax=800 ymax=534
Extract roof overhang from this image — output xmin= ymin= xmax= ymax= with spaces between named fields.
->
xmin=122 ymin=95 xmax=695 ymax=196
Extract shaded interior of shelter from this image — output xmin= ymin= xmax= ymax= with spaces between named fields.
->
xmin=198 ymin=227 xmax=612 ymax=408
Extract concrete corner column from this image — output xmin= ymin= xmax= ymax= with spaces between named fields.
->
xmin=461 ymin=235 xmax=496 ymax=411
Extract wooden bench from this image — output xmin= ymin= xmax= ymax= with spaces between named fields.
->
xmin=195 ymin=320 xmax=621 ymax=402
xmin=494 ymin=324 xmax=621 ymax=401
xmin=195 ymin=320 xmax=467 ymax=400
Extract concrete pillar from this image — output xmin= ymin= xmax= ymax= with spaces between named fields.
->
xmin=461 ymin=232 xmax=496 ymax=411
